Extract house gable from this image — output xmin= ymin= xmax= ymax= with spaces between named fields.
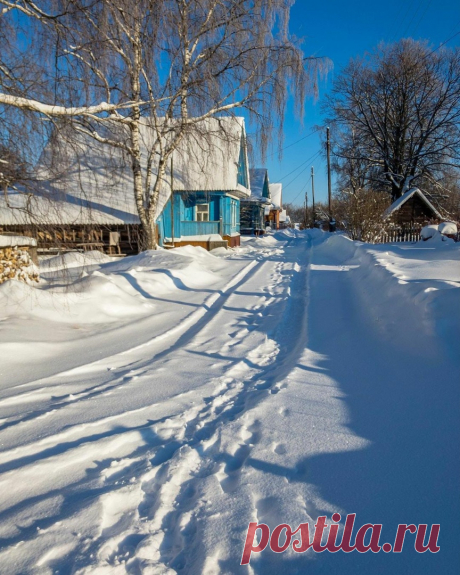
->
xmin=384 ymin=188 xmax=442 ymax=228
xmin=237 ymin=132 xmax=250 ymax=189
xmin=248 ymin=168 xmax=270 ymax=202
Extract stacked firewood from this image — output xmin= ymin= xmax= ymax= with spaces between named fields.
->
xmin=0 ymin=246 xmax=39 ymax=285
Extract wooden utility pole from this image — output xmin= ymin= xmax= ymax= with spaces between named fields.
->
xmin=326 ymin=126 xmax=332 ymax=219
xmin=170 ymin=157 xmax=174 ymax=247
xmin=311 ymin=166 xmax=316 ymax=227
xmin=304 ymin=189 xmax=308 ymax=229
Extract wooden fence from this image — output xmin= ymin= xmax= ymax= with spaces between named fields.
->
xmin=374 ymin=231 xmax=421 ymax=244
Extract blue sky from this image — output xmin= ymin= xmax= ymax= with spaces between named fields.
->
xmin=252 ymin=0 xmax=460 ymax=206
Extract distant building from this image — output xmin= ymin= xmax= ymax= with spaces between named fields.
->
xmin=266 ymin=183 xmax=283 ymax=230
xmin=240 ymin=168 xmax=271 ymax=235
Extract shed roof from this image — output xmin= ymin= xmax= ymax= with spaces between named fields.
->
xmin=0 ymin=116 xmax=250 ymax=226
xmin=383 ymin=187 xmax=442 ymax=221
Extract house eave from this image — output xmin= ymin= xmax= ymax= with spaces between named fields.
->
xmin=383 ymin=187 xmax=443 ymax=221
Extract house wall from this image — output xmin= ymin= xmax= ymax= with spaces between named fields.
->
xmin=240 ymin=202 xmax=265 ymax=233
xmin=0 ymin=224 xmax=141 ymax=255
xmin=157 ymin=192 xmax=241 ymax=248
xmin=266 ymin=209 xmax=280 ymax=230
xmin=391 ymin=196 xmax=440 ymax=230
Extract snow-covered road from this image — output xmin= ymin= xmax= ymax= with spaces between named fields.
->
xmin=0 ymin=232 xmax=459 ymax=574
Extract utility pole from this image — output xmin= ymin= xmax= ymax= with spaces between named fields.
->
xmin=170 ymin=156 xmax=174 ymax=247
xmin=311 ymin=166 xmax=316 ymax=227
xmin=326 ymin=126 xmax=332 ymax=220
xmin=304 ymin=189 xmax=308 ymax=229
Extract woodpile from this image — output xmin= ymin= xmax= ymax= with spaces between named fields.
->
xmin=0 ymin=246 xmax=39 ymax=285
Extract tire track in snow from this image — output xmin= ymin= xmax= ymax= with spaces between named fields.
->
xmin=0 ymin=260 xmax=260 ymax=439
xmin=0 ymin=237 xmax=309 ymax=573
xmin=71 ymin=237 xmax=313 ymax=574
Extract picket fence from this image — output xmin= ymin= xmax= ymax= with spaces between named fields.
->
xmin=374 ymin=231 xmax=421 ymax=244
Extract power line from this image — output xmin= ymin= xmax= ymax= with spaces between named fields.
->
xmin=429 ymin=28 xmax=460 ymax=54
xmin=277 ymin=156 xmax=314 ymax=182
xmin=402 ymin=0 xmax=426 ymax=38
xmin=286 ymin=152 xmax=322 ymax=203
xmin=391 ymin=0 xmax=418 ymax=42
xmin=412 ymin=0 xmax=433 ymax=36
xmin=266 ymin=128 xmax=320 ymax=158
xmin=277 ymin=145 xmax=324 ymax=183
xmin=283 ymin=151 xmax=322 ymax=191
xmin=290 ymin=178 xmax=310 ymax=204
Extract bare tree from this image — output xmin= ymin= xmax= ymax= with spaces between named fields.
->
xmin=323 ymin=39 xmax=460 ymax=201
xmin=333 ymin=188 xmax=391 ymax=241
xmin=1 ymin=0 xmax=329 ymax=249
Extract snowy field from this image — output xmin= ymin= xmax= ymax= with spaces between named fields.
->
xmin=0 ymin=231 xmax=459 ymax=574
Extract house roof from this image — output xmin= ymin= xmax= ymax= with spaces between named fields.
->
xmin=247 ymin=168 xmax=270 ymax=203
xmin=383 ymin=187 xmax=442 ymax=221
xmin=0 ymin=116 xmax=250 ymax=226
xmin=269 ymin=183 xmax=282 ymax=209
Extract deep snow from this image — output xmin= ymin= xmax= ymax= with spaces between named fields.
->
xmin=0 ymin=231 xmax=459 ymax=574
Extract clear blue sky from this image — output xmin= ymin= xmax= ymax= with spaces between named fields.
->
xmin=250 ymin=0 xmax=460 ymax=206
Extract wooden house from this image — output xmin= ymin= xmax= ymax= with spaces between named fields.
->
xmin=0 ymin=117 xmax=250 ymax=253
xmin=158 ymin=117 xmax=250 ymax=249
xmin=383 ymin=187 xmax=442 ymax=232
xmin=240 ymin=168 xmax=271 ymax=235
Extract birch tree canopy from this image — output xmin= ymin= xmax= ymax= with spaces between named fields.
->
xmin=323 ymin=39 xmax=460 ymax=200
xmin=1 ymin=0 xmax=329 ymax=248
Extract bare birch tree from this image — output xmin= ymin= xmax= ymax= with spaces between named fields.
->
xmin=323 ymin=39 xmax=460 ymax=201
xmin=1 ymin=0 xmax=328 ymax=249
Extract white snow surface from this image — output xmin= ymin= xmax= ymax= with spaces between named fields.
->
xmin=439 ymin=221 xmax=458 ymax=235
xmin=0 ymin=232 xmax=459 ymax=574
xmin=421 ymin=224 xmax=439 ymax=239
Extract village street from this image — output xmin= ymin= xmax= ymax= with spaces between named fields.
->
xmin=0 ymin=231 xmax=459 ymax=574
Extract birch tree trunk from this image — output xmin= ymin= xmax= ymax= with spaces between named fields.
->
xmin=1 ymin=0 xmax=329 ymax=251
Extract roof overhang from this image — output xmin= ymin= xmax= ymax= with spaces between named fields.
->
xmin=383 ymin=187 xmax=442 ymax=220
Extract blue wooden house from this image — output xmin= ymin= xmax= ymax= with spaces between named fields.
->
xmin=0 ymin=117 xmax=251 ymax=253
xmin=157 ymin=117 xmax=251 ymax=248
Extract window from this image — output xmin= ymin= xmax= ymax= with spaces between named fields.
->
xmin=196 ymin=204 xmax=209 ymax=222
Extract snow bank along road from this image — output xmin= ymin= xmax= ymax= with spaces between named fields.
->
xmin=0 ymin=231 xmax=458 ymax=574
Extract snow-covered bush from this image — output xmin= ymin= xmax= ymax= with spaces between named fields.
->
xmin=420 ymin=225 xmax=455 ymax=244
xmin=438 ymin=221 xmax=458 ymax=238
xmin=420 ymin=225 xmax=439 ymax=240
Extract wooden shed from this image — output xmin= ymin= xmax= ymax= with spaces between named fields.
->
xmin=383 ymin=188 xmax=442 ymax=232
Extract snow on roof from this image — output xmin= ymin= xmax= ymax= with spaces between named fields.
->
xmin=0 ymin=117 xmax=250 ymax=226
xmin=383 ymin=188 xmax=442 ymax=220
xmin=248 ymin=168 xmax=269 ymax=201
xmin=0 ymin=234 xmax=37 ymax=247
xmin=269 ymin=183 xmax=282 ymax=209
